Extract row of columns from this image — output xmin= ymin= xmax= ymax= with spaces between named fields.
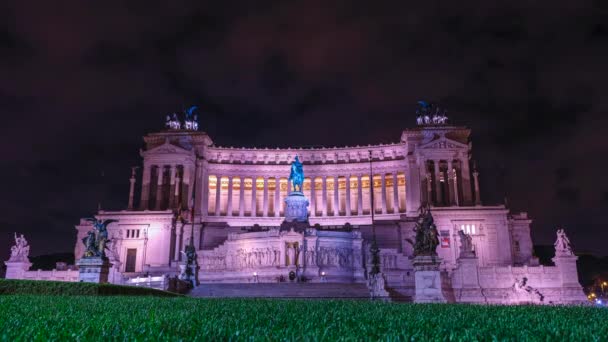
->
xmin=207 ymin=173 xmax=406 ymax=217
xmin=139 ymin=164 xmax=192 ymax=211
xmin=423 ymin=158 xmax=477 ymax=206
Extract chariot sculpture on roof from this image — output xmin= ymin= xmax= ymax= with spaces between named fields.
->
xmin=164 ymin=106 xmax=199 ymax=131
xmin=416 ymin=100 xmax=448 ymax=126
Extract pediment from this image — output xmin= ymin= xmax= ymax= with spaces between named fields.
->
xmin=141 ymin=140 xmax=194 ymax=157
xmin=418 ymin=137 xmax=468 ymax=150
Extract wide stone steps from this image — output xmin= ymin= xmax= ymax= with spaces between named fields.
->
xmin=189 ymin=282 xmax=371 ymax=299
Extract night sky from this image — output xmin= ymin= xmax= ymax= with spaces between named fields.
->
xmin=1 ymin=1 xmax=607 ymax=259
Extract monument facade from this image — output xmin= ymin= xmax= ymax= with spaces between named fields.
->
xmin=6 ymin=105 xmax=587 ymax=303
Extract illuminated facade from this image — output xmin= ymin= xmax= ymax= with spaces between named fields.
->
xmin=66 ymin=117 xmax=586 ymax=303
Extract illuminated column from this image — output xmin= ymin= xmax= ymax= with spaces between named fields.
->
xmin=473 ymin=170 xmax=481 ymax=206
xmin=392 ymin=173 xmax=399 ymax=213
xmin=168 ymin=165 xmax=177 ymax=208
xmin=357 ymin=174 xmax=363 ymax=215
xmin=174 ymin=173 xmax=181 ymax=208
xmin=139 ymin=163 xmax=151 ymax=210
xmin=155 ymin=166 xmax=165 ymax=210
xmin=183 ymin=166 xmax=192 ymax=209
xmin=452 ymin=169 xmax=459 ymax=206
xmin=251 ymin=177 xmax=257 ymax=217
xmin=447 ymin=160 xmax=456 ymax=206
xmin=174 ymin=222 xmax=183 ymax=261
xmin=239 ymin=176 xmax=245 ymax=217
xmin=226 ymin=176 xmax=233 ymax=216
xmin=274 ymin=177 xmax=280 ymax=217
xmin=263 ymin=177 xmax=269 ymax=217
xmin=333 ymin=176 xmax=339 ymax=216
xmin=406 ymin=156 xmax=422 ymax=215
xmin=310 ymin=178 xmax=316 ymax=217
xmin=128 ymin=168 xmax=136 ymax=210
xmin=322 ymin=177 xmax=328 ymax=216
xmin=345 ymin=175 xmax=351 ymax=215
xmin=434 ymin=160 xmax=443 ymax=206
xmin=460 ymin=157 xmax=473 ymax=205
xmin=380 ymin=173 xmax=387 ymax=214
xmin=426 ymin=172 xmax=433 ymax=205
xmin=199 ymin=161 xmax=209 ymax=216
xmin=214 ymin=175 xmax=221 ymax=216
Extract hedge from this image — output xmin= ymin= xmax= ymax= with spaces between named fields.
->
xmin=0 ymin=279 xmax=179 ymax=297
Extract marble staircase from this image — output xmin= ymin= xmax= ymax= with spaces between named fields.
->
xmin=189 ymin=282 xmax=371 ymax=299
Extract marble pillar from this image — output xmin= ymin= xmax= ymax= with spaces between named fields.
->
xmin=239 ymin=177 xmax=245 ymax=217
xmin=460 ymin=157 xmax=473 ymax=205
xmin=473 ymin=170 xmax=481 ymax=206
xmin=199 ymin=160 xmax=209 ymax=215
xmin=310 ymin=178 xmax=316 ymax=217
xmin=392 ymin=173 xmax=399 ymax=214
xmin=333 ymin=176 xmax=339 ymax=216
xmin=263 ymin=177 xmax=269 ymax=217
xmin=251 ymin=178 xmax=257 ymax=216
xmin=322 ymin=177 xmax=328 ymax=216
xmin=345 ymin=176 xmax=351 ymax=215
xmin=155 ymin=166 xmax=164 ymax=210
xmin=140 ymin=164 xmax=151 ymax=210
xmin=357 ymin=174 xmax=363 ymax=215
xmin=128 ymin=170 xmax=136 ymax=210
xmin=226 ymin=176 xmax=233 ymax=216
xmin=169 ymin=165 xmax=177 ymax=208
xmin=274 ymin=177 xmax=280 ymax=217
xmin=434 ymin=160 xmax=443 ymax=206
xmin=380 ymin=173 xmax=387 ymax=214
xmin=215 ymin=176 xmax=221 ymax=216
xmin=448 ymin=161 xmax=456 ymax=206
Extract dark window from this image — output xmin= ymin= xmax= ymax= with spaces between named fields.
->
xmin=125 ymin=248 xmax=137 ymax=272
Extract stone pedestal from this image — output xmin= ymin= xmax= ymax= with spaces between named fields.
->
xmin=284 ymin=192 xmax=309 ymax=223
xmin=412 ymin=255 xmax=447 ymax=303
xmin=553 ymin=255 xmax=587 ymax=304
xmin=452 ymin=257 xmax=486 ymax=303
xmin=4 ymin=260 xmax=32 ymax=279
xmin=77 ymin=257 xmax=111 ymax=284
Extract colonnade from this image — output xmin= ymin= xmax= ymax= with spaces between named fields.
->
xmin=139 ymin=164 xmax=192 ymax=211
xmin=207 ymin=172 xmax=407 ymax=218
xmin=423 ymin=158 xmax=474 ymax=206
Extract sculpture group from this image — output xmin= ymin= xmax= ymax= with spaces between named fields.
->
xmin=81 ymin=218 xmax=117 ymax=258
xmin=9 ymin=233 xmax=30 ymax=262
xmin=165 ymin=106 xmax=199 ymax=131
xmin=409 ymin=205 xmax=440 ymax=256
xmin=416 ymin=101 xmax=449 ymax=126
xmin=554 ymin=229 xmax=574 ymax=256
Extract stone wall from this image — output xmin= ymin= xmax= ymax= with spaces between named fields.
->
xmin=450 ymin=256 xmax=587 ymax=304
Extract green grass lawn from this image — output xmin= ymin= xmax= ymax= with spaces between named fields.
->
xmin=0 ymin=296 xmax=606 ymax=341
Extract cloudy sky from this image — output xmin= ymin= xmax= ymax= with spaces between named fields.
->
xmin=1 ymin=1 xmax=607 ymax=257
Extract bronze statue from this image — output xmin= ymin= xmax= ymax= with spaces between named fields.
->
xmin=288 ymin=156 xmax=304 ymax=192
xmin=81 ymin=218 xmax=118 ymax=258
xmin=407 ymin=205 xmax=440 ymax=256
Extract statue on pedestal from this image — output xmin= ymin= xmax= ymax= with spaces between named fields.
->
xmin=407 ymin=205 xmax=440 ymax=256
xmin=284 ymin=156 xmax=309 ymax=223
xmin=288 ymin=156 xmax=304 ymax=192
xmin=554 ymin=229 xmax=574 ymax=257
xmin=82 ymin=218 xmax=117 ymax=258
xmin=458 ymin=230 xmax=475 ymax=258
xmin=9 ymin=233 xmax=30 ymax=262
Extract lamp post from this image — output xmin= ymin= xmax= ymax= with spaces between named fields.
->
xmin=368 ymin=150 xmax=380 ymax=276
